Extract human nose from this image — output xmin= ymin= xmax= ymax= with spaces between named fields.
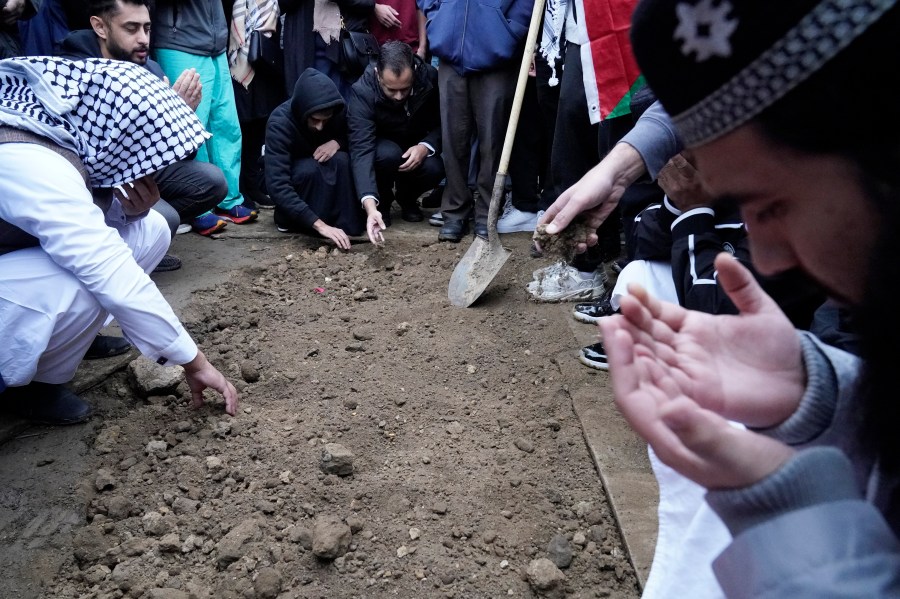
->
xmin=747 ymin=231 xmax=799 ymax=277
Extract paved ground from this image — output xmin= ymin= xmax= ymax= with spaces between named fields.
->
xmin=0 ymin=212 xmax=659 ymax=592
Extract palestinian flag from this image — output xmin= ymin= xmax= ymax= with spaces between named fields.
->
xmin=580 ymin=0 xmax=643 ymax=122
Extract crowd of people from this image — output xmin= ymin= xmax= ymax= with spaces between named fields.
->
xmin=2 ymin=0 xmax=899 ymax=595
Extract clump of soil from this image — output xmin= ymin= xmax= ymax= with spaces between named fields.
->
xmin=37 ymin=234 xmax=640 ymax=599
xmin=533 ymin=221 xmax=595 ymax=263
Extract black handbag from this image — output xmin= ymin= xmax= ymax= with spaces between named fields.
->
xmin=338 ymin=29 xmax=380 ymax=77
xmin=247 ymin=29 xmax=280 ymax=71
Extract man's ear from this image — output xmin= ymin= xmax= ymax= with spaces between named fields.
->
xmin=90 ymin=15 xmax=108 ymax=40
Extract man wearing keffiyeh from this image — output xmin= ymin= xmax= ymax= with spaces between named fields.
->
xmin=0 ymin=57 xmax=239 ymax=425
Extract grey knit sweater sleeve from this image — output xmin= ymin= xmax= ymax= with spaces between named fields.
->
xmin=618 ymin=100 xmax=683 ymax=180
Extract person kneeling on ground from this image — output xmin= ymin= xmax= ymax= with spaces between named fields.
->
xmin=0 ymin=57 xmax=238 ymax=425
xmin=265 ymin=68 xmax=384 ymax=249
xmin=347 ymin=40 xmax=444 ymax=227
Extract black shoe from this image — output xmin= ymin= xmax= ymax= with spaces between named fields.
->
xmin=572 ymin=299 xmax=618 ymax=324
xmin=84 ymin=335 xmax=133 ymax=360
xmin=153 ymin=254 xmax=182 ymax=273
xmin=400 ymin=205 xmax=424 ymax=222
xmin=420 ymin=185 xmax=443 ymax=209
xmin=0 ymin=382 xmax=93 ymax=425
xmin=438 ymin=218 xmax=469 ymax=242
xmin=474 ymin=222 xmax=488 ymax=239
xmin=579 ymin=341 xmax=608 ymax=370
xmin=381 ymin=210 xmax=393 ymax=228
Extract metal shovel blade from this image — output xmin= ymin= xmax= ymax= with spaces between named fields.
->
xmin=448 ymin=235 xmax=511 ymax=307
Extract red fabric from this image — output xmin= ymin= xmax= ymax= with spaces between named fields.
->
xmin=581 ymin=0 xmax=640 ymax=119
xmin=369 ymin=0 xmax=421 ymax=51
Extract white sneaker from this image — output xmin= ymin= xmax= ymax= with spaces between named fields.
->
xmin=497 ymin=200 xmax=539 ymax=233
xmin=175 ymin=223 xmax=192 ymax=235
xmin=428 ymin=211 xmax=444 ymax=227
xmin=526 ymin=261 xmax=606 ymax=302
xmin=497 ymin=195 xmax=538 ymax=233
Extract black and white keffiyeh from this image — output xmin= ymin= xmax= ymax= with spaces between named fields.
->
xmin=0 ymin=56 xmax=210 ymax=188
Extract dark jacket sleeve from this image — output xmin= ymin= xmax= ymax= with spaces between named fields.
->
xmin=265 ymin=105 xmax=321 ymax=228
xmin=670 ymin=204 xmax=745 ymax=315
xmin=347 ymin=83 xmax=379 ymax=201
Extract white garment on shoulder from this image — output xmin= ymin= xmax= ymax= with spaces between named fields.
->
xmin=607 ymin=260 xmax=731 ymax=599
xmin=0 ymin=144 xmax=196 ymax=385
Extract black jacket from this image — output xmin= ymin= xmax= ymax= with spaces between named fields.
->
xmin=58 ymin=29 xmax=168 ymax=80
xmin=264 ymin=68 xmax=349 ymax=228
xmin=347 ymin=57 xmax=440 ymax=200
xmin=632 ymin=198 xmax=823 ymax=327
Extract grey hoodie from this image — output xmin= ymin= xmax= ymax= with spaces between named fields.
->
xmin=151 ymin=0 xmax=229 ymax=57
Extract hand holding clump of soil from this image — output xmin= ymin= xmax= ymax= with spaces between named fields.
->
xmin=533 ymin=220 xmax=595 ymax=263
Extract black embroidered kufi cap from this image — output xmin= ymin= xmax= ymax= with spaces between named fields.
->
xmin=630 ymin=0 xmax=897 ymax=147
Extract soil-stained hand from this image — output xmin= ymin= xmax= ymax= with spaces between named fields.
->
xmin=115 ymin=176 xmax=160 ymax=216
xmin=171 ymin=68 xmax=202 ymax=111
xmin=313 ymin=140 xmax=340 ymax=163
xmin=182 ymin=351 xmax=239 ymax=416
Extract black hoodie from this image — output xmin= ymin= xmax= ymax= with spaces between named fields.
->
xmin=264 ymin=68 xmax=349 ymax=228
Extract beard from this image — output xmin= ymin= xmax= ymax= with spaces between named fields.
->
xmin=107 ymin=38 xmax=148 ymax=65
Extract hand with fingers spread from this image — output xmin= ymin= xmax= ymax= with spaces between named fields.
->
xmin=115 ymin=176 xmax=160 ymax=216
xmin=600 ymin=253 xmax=805 ymax=487
xmin=603 ymin=253 xmax=806 ymax=427
xmin=182 ymin=351 xmax=239 ymax=416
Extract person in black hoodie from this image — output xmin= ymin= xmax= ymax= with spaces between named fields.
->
xmin=265 ymin=68 xmax=383 ymax=249
xmin=347 ymin=40 xmax=443 ymax=226
xmin=58 ymin=0 xmax=228 ymax=242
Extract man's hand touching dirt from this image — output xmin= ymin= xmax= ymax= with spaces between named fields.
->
xmin=536 ymin=143 xmax=647 ymax=254
xmin=182 ymin=351 xmax=239 ymax=416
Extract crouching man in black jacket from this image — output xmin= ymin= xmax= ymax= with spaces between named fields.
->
xmin=347 ymin=41 xmax=444 ymax=227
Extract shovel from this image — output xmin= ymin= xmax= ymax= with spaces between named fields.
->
xmin=447 ymin=0 xmax=547 ymax=307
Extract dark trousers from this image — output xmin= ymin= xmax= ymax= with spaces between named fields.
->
xmin=153 ymin=159 xmax=228 ymax=235
xmin=374 ymin=138 xmax=445 ymax=213
xmin=508 ymin=74 xmax=546 ymax=213
xmin=274 ymin=152 xmax=365 ymax=236
xmin=548 ymin=42 xmax=599 ymax=197
xmin=438 ymin=63 xmax=517 ymax=225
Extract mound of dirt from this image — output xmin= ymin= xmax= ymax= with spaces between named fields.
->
xmin=17 ymin=232 xmax=642 ymax=599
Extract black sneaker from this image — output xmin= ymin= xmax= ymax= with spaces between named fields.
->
xmin=84 ymin=335 xmax=133 ymax=359
xmin=572 ymin=299 xmax=617 ymax=324
xmin=579 ymin=341 xmax=608 ymax=370
xmin=153 ymin=254 xmax=182 ymax=273
xmin=0 ymin=382 xmax=93 ymax=425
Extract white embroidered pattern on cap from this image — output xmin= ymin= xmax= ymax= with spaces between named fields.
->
xmin=674 ymin=0 xmax=738 ymax=62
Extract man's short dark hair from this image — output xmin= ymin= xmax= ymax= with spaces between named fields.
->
xmin=89 ymin=0 xmax=153 ymax=19
xmin=376 ymin=41 xmax=415 ymax=77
